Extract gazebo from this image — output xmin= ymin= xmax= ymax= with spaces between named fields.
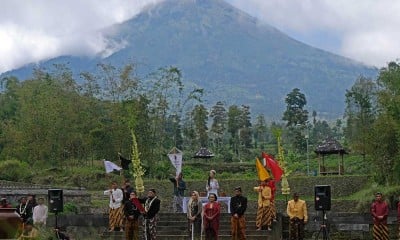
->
xmin=314 ymin=138 xmax=348 ymax=175
xmin=193 ymin=147 xmax=214 ymax=159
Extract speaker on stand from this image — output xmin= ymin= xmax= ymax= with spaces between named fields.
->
xmin=314 ymin=185 xmax=331 ymax=240
xmin=48 ymin=189 xmax=63 ymax=228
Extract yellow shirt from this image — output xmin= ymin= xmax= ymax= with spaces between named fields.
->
xmin=253 ymin=185 xmax=271 ymax=207
xmin=287 ymin=199 xmax=308 ymax=222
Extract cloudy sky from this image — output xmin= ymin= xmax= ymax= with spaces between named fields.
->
xmin=1 ymin=0 xmax=399 ymax=74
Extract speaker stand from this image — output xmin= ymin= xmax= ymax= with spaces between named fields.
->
xmin=55 ymin=211 xmax=59 ymax=229
xmin=315 ymin=210 xmax=329 ymax=240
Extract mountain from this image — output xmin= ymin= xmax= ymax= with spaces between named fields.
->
xmin=2 ymin=0 xmax=378 ymax=120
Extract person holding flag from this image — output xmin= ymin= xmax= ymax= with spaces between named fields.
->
xmin=262 ymin=152 xmax=283 ymax=222
xmin=124 ymin=190 xmax=144 ymax=240
xmin=104 ymin=181 xmax=124 ymax=232
xmin=169 ymin=172 xmax=186 ymax=213
xmin=254 ymin=158 xmax=273 ymax=231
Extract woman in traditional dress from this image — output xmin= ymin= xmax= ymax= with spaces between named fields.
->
xmin=203 ymin=193 xmax=220 ymax=240
xmin=206 ymin=170 xmax=219 ymax=197
xmin=187 ymin=191 xmax=202 ymax=239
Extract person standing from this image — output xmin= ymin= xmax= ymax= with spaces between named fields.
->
xmin=187 ymin=191 xmax=203 ymax=239
xmin=32 ymin=197 xmax=48 ymax=227
xmin=0 ymin=197 xmax=12 ymax=208
xmin=27 ymin=195 xmax=37 ymax=209
xmin=124 ymin=191 xmax=144 ymax=240
xmin=169 ymin=172 xmax=186 ymax=213
xmin=206 ymin=170 xmax=219 ymax=197
xmin=371 ymin=192 xmax=389 ymax=240
xmin=104 ymin=181 xmax=124 ymax=232
xmin=203 ymin=193 xmax=221 ymax=240
xmin=286 ymin=193 xmax=308 ymax=240
xmin=122 ymin=179 xmax=135 ymax=204
xmin=253 ymin=179 xmax=273 ymax=231
xmin=230 ymin=186 xmax=247 ymax=240
xmin=16 ymin=197 xmax=33 ymax=225
xmin=140 ymin=188 xmax=161 ymax=240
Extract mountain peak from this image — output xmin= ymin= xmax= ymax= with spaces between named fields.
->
xmin=3 ymin=0 xmax=377 ymax=120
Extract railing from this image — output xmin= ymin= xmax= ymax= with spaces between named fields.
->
xmin=0 ymin=180 xmax=85 ymax=190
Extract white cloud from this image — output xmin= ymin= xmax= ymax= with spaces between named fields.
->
xmin=1 ymin=0 xmax=399 ymax=74
xmin=228 ymin=0 xmax=400 ymax=67
xmin=0 ymin=0 xmax=163 ymax=73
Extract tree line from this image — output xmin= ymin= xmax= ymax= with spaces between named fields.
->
xmin=0 ymin=61 xmax=399 ymax=185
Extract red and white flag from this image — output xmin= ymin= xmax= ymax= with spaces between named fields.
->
xmin=262 ymin=152 xmax=283 ymax=181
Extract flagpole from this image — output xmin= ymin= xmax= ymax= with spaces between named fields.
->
xmin=131 ymin=130 xmax=145 ymax=194
xmin=274 ymin=128 xmax=291 ymax=196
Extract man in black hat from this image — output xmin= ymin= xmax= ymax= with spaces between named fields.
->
xmin=230 ymin=186 xmax=247 ymax=240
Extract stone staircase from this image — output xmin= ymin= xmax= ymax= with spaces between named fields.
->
xmin=101 ymin=212 xmax=284 ymax=240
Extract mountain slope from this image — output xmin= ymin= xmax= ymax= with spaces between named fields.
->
xmin=2 ymin=0 xmax=378 ymax=120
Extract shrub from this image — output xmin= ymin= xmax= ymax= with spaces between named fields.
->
xmin=0 ymin=159 xmax=31 ymax=181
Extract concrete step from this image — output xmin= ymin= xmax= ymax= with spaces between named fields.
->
xmin=101 ymin=229 xmax=278 ymax=240
xmin=100 ymin=212 xmax=284 ymax=240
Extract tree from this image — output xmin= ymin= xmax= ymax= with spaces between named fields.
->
xmin=253 ymin=114 xmax=268 ymax=149
xmin=370 ymin=61 xmax=400 ymax=184
xmin=344 ymin=75 xmax=377 ymax=159
xmin=191 ymin=104 xmax=209 ymax=148
xmin=227 ymin=105 xmax=242 ymax=156
xmin=282 ymin=88 xmax=308 ymax=152
xmin=210 ymin=101 xmax=227 ymax=154
xmin=282 ymin=88 xmax=308 ymax=127
xmin=239 ymin=105 xmax=252 ymax=148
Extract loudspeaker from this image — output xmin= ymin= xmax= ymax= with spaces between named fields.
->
xmin=314 ymin=185 xmax=331 ymax=211
xmin=48 ymin=189 xmax=63 ymax=213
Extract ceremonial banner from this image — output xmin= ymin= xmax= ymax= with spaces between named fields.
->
xmin=262 ymin=152 xmax=283 ymax=181
xmin=168 ymin=147 xmax=183 ymax=176
xmin=256 ymin=157 xmax=270 ymax=181
xmin=118 ymin=153 xmax=131 ymax=170
xmin=103 ymin=160 xmax=122 ymax=173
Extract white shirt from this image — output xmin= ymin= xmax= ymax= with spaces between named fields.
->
xmin=104 ymin=188 xmax=123 ymax=209
xmin=33 ymin=204 xmax=48 ymax=225
xmin=206 ymin=178 xmax=219 ymax=196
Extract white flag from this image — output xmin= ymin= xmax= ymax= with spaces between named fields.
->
xmin=168 ymin=152 xmax=183 ymax=176
xmin=103 ymin=160 xmax=122 ymax=173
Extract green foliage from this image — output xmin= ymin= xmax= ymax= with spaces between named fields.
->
xmin=148 ymin=160 xmax=173 ymax=179
xmin=344 ymin=76 xmax=377 ymax=157
xmin=282 ymin=88 xmax=308 ymax=127
xmin=64 ymin=202 xmax=78 ymax=214
xmin=0 ymin=58 xmax=395 ymax=189
xmin=0 ymin=159 xmax=31 ymax=181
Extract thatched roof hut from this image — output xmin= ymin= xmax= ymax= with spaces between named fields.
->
xmin=314 ymin=138 xmax=348 ymax=175
xmin=193 ymin=147 xmax=214 ymax=158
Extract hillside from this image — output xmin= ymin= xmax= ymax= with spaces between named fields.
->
xmin=1 ymin=0 xmax=378 ymax=120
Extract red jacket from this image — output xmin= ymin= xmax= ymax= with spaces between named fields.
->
xmin=371 ymin=200 xmax=389 ymax=225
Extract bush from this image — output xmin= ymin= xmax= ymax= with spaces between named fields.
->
xmin=0 ymin=159 xmax=31 ymax=181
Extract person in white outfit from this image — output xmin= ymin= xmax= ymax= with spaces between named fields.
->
xmin=206 ymin=170 xmax=219 ymax=196
xmin=104 ymin=181 xmax=124 ymax=231
xmin=32 ymin=197 xmax=48 ymax=227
